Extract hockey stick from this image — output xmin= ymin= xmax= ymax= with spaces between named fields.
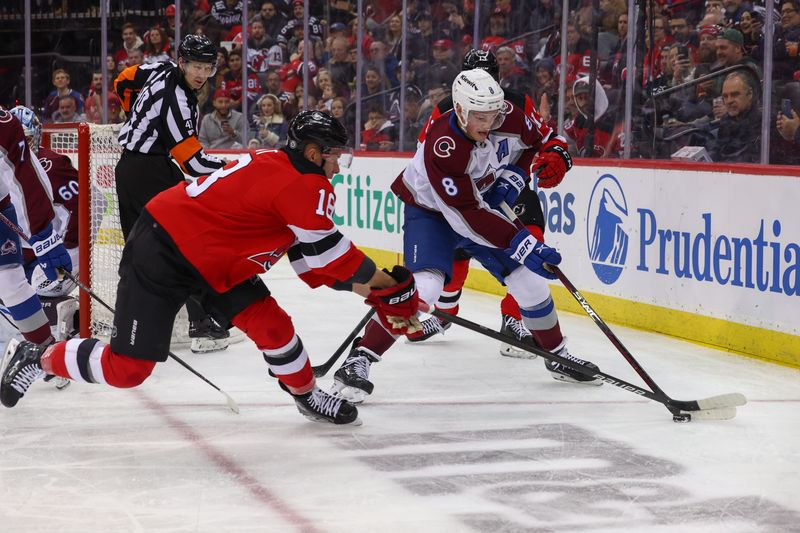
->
xmin=0 ymin=212 xmax=240 ymax=413
xmin=312 ymin=308 xmax=375 ymax=377
xmin=497 ymin=202 xmax=745 ymax=418
xmin=432 ymin=310 xmax=740 ymax=421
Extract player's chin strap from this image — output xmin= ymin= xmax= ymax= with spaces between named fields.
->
xmin=0 ymin=210 xmax=240 ymax=414
xmin=497 ymin=202 xmax=746 ymax=422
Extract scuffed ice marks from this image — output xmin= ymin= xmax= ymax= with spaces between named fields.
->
xmin=329 ymin=424 xmax=800 ymax=532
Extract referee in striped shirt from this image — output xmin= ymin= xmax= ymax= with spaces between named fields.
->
xmin=114 ymin=35 xmax=229 ymax=352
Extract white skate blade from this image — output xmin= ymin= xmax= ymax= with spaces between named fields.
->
xmin=548 ymin=370 xmax=604 ymax=386
xmin=53 ymin=377 xmax=71 ymax=390
xmin=190 ymin=337 xmax=230 ymax=354
xmin=499 ymin=343 xmax=538 ymax=359
xmin=329 ymin=381 xmax=369 ymax=405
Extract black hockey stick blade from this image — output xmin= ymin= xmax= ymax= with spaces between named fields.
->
xmin=432 ymin=310 xmax=744 ymax=419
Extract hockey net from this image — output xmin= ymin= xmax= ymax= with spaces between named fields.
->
xmin=43 ymin=123 xmax=192 ymax=346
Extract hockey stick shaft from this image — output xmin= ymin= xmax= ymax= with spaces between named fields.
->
xmin=497 ymin=202 xmax=669 ymax=397
xmin=432 ymin=310 xmax=743 ymax=415
xmin=312 ymin=308 xmax=375 ymax=377
xmin=60 ymin=271 xmax=240 ymax=414
xmin=496 ymin=202 xmax=745 ymax=413
xmin=0 ymin=212 xmax=239 ymax=413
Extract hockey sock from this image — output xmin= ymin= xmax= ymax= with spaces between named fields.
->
xmin=435 ymin=258 xmax=469 ymax=314
xmin=359 ymin=316 xmax=399 ymax=358
xmin=41 ymin=339 xmax=157 ymax=387
xmin=262 ymin=335 xmax=315 ymax=395
xmin=0 ymin=265 xmax=51 ymax=344
xmin=520 ymin=296 xmax=563 ymax=350
xmin=500 ymin=293 xmax=522 ymax=320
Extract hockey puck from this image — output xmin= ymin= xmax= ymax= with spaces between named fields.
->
xmin=673 ymin=413 xmax=691 ymax=423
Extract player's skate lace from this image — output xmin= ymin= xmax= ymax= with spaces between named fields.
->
xmin=407 ymin=316 xmax=450 ymax=342
xmin=499 ymin=314 xmax=538 ymax=359
xmin=307 ymin=388 xmax=345 ymax=419
xmin=10 ymin=365 xmax=44 ymax=395
xmin=545 ymin=342 xmax=602 ymax=386
xmin=332 ymin=344 xmax=378 ymax=403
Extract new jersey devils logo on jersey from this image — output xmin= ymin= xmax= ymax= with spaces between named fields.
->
xmin=38 ymin=157 xmax=53 ymax=173
xmin=247 ymin=245 xmax=290 ymax=272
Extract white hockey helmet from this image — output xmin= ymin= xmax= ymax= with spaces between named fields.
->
xmin=9 ymin=105 xmax=42 ymax=154
xmin=451 ymin=68 xmax=506 ymax=130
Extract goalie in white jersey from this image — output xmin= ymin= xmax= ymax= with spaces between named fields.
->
xmin=332 ymin=69 xmax=603 ymax=403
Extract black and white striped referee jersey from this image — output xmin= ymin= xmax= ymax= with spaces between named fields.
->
xmin=114 ymin=62 xmax=223 ymax=177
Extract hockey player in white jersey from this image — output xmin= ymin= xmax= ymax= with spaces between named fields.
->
xmin=0 ymin=108 xmax=72 ymax=354
xmin=8 ymin=105 xmax=79 ymax=346
xmin=331 ymin=69 xmax=602 ymax=403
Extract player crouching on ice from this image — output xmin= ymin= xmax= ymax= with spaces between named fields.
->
xmin=1 ymin=111 xmax=420 ymax=425
xmin=331 ymin=69 xmax=603 ymax=404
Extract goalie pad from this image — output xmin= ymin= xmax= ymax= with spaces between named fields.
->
xmin=40 ymin=296 xmax=79 ymax=341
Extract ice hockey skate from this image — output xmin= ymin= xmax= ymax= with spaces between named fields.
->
xmin=279 ymin=381 xmax=360 ymax=425
xmin=1 ymin=339 xmax=49 ymax=407
xmin=545 ymin=340 xmax=603 ymax=385
xmin=188 ymin=316 xmax=230 ymax=353
xmin=331 ymin=338 xmax=379 ymax=404
xmin=499 ymin=314 xmax=539 ymax=359
xmin=406 ymin=315 xmax=450 ymax=342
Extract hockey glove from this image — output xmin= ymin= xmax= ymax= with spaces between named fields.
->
xmin=484 ymin=164 xmax=527 ymax=208
xmin=29 ymin=224 xmax=72 ymax=281
xmin=531 ymin=139 xmax=572 ymax=189
xmin=365 ymin=266 xmax=422 ymax=334
xmin=505 ymin=228 xmax=562 ymax=280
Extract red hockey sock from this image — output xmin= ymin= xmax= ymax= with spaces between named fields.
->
xmin=22 ymin=324 xmax=53 ymax=345
xmin=42 ymin=339 xmax=156 ymax=387
xmin=500 ymin=293 xmax=522 ymax=320
xmin=530 ymin=323 xmax=564 ymax=351
xmin=359 ymin=317 xmax=398 ymax=358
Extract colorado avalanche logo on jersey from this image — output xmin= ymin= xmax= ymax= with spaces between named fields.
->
xmin=0 ymin=109 xmax=13 ymax=123
xmin=433 ymin=136 xmax=456 ymax=158
xmin=586 ymin=174 xmax=629 ymax=284
xmin=248 ymin=245 xmax=290 ymax=272
xmin=38 ymin=157 xmax=53 ymax=173
xmin=1 ymin=238 xmax=17 ymax=256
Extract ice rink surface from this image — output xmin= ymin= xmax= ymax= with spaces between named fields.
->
xmin=1 ymin=260 xmax=799 ymax=533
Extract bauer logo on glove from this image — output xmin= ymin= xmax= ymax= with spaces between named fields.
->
xmin=366 ymin=266 xmax=421 ymax=334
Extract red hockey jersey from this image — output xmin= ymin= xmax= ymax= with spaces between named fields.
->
xmin=147 ymin=149 xmax=367 ymax=293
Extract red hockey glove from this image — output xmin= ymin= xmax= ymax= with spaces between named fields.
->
xmin=365 ymin=266 xmax=422 ymax=334
xmin=531 ymin=139 xmax=572 ymax=189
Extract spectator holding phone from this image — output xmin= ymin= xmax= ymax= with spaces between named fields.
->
xmin=777 ymin=96 xmax=800 ymax=143
xmin=199 ymin=88 xmax=244 ymax=149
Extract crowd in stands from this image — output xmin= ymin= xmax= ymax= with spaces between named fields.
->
xmin=28 ymin=0 xmax=800 ymax=164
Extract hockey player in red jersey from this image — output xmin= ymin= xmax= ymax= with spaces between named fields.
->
xmin=411 ymin=49 xmax=572 ymax=358
xmin=1 ymin=111 xmax=420 ymax=425
xmin=0 ymin=108 xmax=72 ymax=347
xmin=330 ymin=69 xmax=602 ymax=404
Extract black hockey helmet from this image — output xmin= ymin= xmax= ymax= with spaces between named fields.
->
xmin=462 ymin=48 xmax=500 ymax=82
xmin=287 ymin=110 xmax=349 ymax=153
xmin=178 ymin=34 xmax=216 ymax=64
